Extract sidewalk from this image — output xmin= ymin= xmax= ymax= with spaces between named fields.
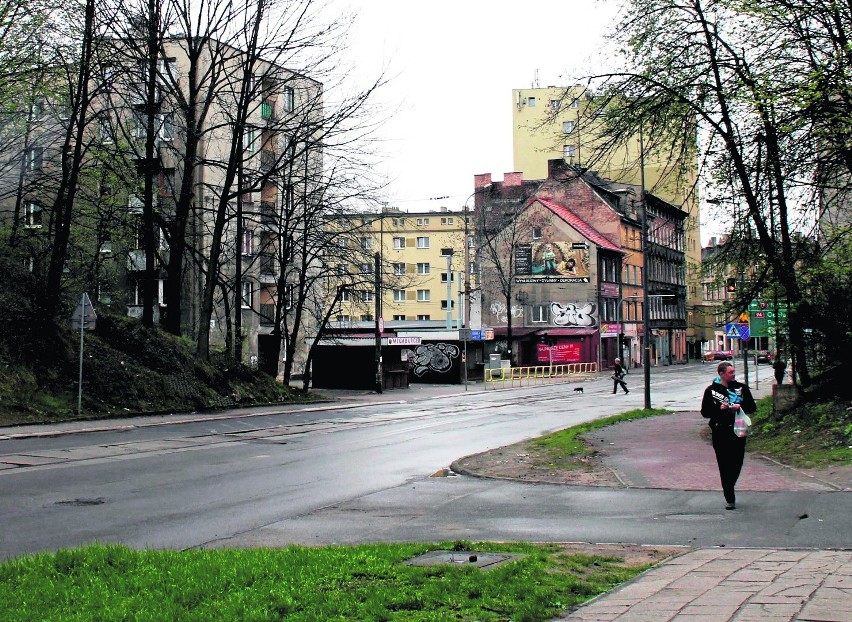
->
xmin=557 ymin=548 xmax=852 ymax=621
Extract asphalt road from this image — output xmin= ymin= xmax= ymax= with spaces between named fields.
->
xmin=2 ymin=362 xmax=848 ymax=560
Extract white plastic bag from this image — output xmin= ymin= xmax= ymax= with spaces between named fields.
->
xmin=733 ymin=414 xmax=752 ymax=438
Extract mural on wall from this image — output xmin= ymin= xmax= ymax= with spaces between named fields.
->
xmin=514 ymin=242 xmax=591 ymax=283
xmin=489 ymin=301 xmax=525 ymax=323
xmin=411 ymin=343 xmax=460 ymax=377
xmin=551 ymin=302 xmax=598 ymax=327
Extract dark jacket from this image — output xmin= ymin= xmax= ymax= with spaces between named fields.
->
xmin=613 ymin=363 xmax=626 ymax=379
xmin=701 ymin=379 xmax=756 ymax=429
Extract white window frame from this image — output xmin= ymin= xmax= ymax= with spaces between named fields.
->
xmin=360 ymin=314 xmax=373 ymax=322
xmin=532 ymin=227 xmax=542 ymax=240
xmin=563 ymin=144 xmax=576 ymax=159
xmin=393 ymin=289 xmax=405 ymax=302
xmin=392 ymin=314 xmax=405 ymax=321
xmin=416 ymin=289 xmax=430 ymax=302
xmin=416 ymin=236 xmax=429 ymax=248
xmin=416 ymin=217 xmax=430 ymax=226
xmin=392 ymin=236 xmax=405 ymax=249
xmin=393 ymin=262 xmax=405 ymax=275
xmin=417 ymin=262 xmax=430 ymax=274
xmin=528 ymin=96 xmax=536 ymax=106
xmin=360 ymin=291 xmax=373 ymax=303
xmin=562 ymin=121 xmax=575 ymax=134
xmin=531 ymin=304 xmax=549 ymax=323
xmin=337 ymin=314 xmax=351 ymax=322
xmin=23 ymin=201 xmax=42 ymax=228
xmin=339 ymin=289 xmax=350 ymax=302
xmin=360 ymin=237 xmax=373 ymax=250
xmin=417 ymin=314 xmax=430 ymax=321
xmin=282 ymin=86 xmax=294 ymax=112
xmin=241 ymin=281 xmax=253 ymax=309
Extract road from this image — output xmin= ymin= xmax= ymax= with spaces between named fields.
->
xmin=1 ymin=362 xmax=848 ymax=560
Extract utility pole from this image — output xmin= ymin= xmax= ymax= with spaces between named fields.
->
xmin=374 ymin=251 xmax=382 ymax=393
xmin=640 ymin=128 xmax=652 ymax=410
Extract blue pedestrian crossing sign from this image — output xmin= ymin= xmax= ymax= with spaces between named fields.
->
xmin=725 ymin=323 xmax=741 ymax=338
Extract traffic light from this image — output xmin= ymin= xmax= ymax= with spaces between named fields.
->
xmin=726 ymin=277 xmax=736 ymax=293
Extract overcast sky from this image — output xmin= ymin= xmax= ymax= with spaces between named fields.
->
xmin=341 ymin=0 xmax=621 ymax=212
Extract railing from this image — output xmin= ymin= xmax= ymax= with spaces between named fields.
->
xmin=483 ymin=362 xmax=599 ymax=388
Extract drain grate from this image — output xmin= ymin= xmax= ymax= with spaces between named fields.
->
xmin=403 ymin=550 xmax=525 ymax=571
xmin=55 ymin=497 xmax=105 ymax=507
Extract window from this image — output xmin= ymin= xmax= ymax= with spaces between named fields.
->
xmin=339 ymin=289 xmax=350 ymax=302
xmin=359 ymin=262 xmax=372 ymax=274
xmin=440 ymin=273 xmax=454 ymax=282
xmin=440 ymin=217 xmax=455 ymax=225
xmin=30 ymin=98 xmax=45 ymax=119
xmin=392 ymin=217 xmax=405 ymax=226
xmin=416 ymin=236 xmax=429 ymax=248
xmin=25 ymin=147 xmax=43 ymax=172
xmin=440 ymin=300 xmax=454 ymax=310
xmin=241 ymin=281 xmax=253 ymax=308
xmin=23 ymin=202 xmax=42 ymax=227
xmin=336 ymin=314 xmax=351 ymax=322
xmin=360 ymin=314 xmax=373 ymax=322
xmin=468 ymin=236 xmax=475 ymax=248
xmin=417 ymin=262 xmax=430 ymax=274
xmin=528 ymin=96 xmax=536 ymax=106
xmin=393 ymin=262 xmax=405 ymax=275
xmin=336 ymin=264 xmax=349 ymax=275
xmin=392 ymin=237 xmax=405 ymax=249
xmin=531 ymin=304 xmax=549 ymax=323
xmin=98 ymin=119 xmax=113 ymax=143
xmin=159 ymin=113 xmax=174 ymax=141
xmin=440 ymin=247 xmax=454 ymax=256
xmin=570 ymin=97 xmax=579 ymax=108
xmin=550 ymin=99 xmax=560 ymax=110
xmin=563 ymin=144 xmax=576 ymax=159
xmin=393 ymin=289 xmax=405 ymax=302
xmin=532 ymin=227 xmax=542 ymax=240
xmin=392 ymin=314 xmax=405 ymax=321
xmin=244 ymin=126 xmax=258 ymax=153
xmin=417 ymin=314 xmax=430 ymax=321
xmin=562 ymin=121 xmax=575 ymax=134
xmin=282 ymin=86 xmax=294 ymax=112
xmin=360 ymin=290 xmax=373 ymax=302
xmin=359 ymin=237 xmax=373 ymax=250
xmin=416 ymin=217 xmax=430 ymax=226
xmin=416 ymin=289 xmax=430 ymax=302
xmin=241 ymin=220 xmax=254 ymax=255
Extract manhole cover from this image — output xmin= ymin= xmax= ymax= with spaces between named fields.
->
xmin=55 ymin=497 xmax=105 ymax=507
xmin=403 ymin=550 xmax=525 ymax=571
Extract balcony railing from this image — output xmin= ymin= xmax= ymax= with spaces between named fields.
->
xmin=260 ymin=201 xmax=276 ymax=228
xmin=260 ymin=303 xmax=276 ymax=325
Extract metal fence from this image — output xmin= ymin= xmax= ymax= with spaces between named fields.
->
xmin=483 ymin=362 xmax=599 ymax=388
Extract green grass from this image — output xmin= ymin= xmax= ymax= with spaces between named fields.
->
xmin=748 ymin=397 xmax=852 ymax=468
xmin=530 ymin=408 xmax=670 ymax=469
xmin=0 ymin=542 xmax=660 ymax=621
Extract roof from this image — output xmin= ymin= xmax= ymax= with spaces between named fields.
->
xmin=531 ymin=197 xmax=622 ymax=252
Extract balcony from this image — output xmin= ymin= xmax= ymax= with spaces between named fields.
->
xmin=261 ymin=100 xmax=275 ymax=122
xmin=260 ymin=201 xmax=277 ymax=228
xmin=260 ymin=150 xmax=277 ymax=174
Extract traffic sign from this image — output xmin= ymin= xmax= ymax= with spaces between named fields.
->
xmin=71 ymin=292 xmax=97 ymax=331
xmin=739 ymin=324 xmax=750 ymax=341
xmin=725 ymin=323 xmax=741 ymax=338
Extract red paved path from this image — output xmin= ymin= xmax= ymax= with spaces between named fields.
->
xmin=590 ymin=411 xmax=846 ymax=492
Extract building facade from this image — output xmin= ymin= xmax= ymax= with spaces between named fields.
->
xmin=511 ymin=85 xmax=703 ymax=360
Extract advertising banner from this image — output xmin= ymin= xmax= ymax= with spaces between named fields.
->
xmin=514 ymin=241 xmax=591 ymax=283
xmin=536 ymin=342 xmax=582 ymax=363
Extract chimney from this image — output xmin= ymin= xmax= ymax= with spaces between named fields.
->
xmin=474 ymin=173 xmax=492 ymax=189
xmin=503 ymin=172 xmax=523 ymax=187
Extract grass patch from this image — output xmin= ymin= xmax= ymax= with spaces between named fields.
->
xmin=0 ymin=542 xmax=661 ymax=621
xmin=748 ymin=397 xmax=852 ymax=469
xmin=530 ymin=408 xmax=670 ymax=470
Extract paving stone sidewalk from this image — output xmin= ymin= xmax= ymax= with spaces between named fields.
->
xmin=556 ymin=548 xmax=852 ymax=622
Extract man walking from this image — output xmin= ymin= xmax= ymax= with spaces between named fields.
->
xmin=700 ymin=361 xmax=757 ymax=509
xmin=611 ymin=358 xmax=629 ymax=394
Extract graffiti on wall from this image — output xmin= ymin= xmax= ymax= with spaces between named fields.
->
xmin=411 ymin=343 xmax=460 ymax=376
xmin=489 ymin=301 xmax=524 ymax=323
xmin=551 ymin=302 xmax=597 ymax=327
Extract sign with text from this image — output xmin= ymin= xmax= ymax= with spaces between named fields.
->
xmin=536 ymin=342 xmax=581 ymax=363
xmin=514 ymin=241 xmax=591 ymax=284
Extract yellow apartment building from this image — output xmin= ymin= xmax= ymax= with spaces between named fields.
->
xmin=333 ymin=208 xmax=472 ymax=325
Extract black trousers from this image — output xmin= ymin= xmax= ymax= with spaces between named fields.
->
xmin=711 ymin=426 xmax=747 ymax=503
xmin=612 ymin=376 xmax=628 ymax=393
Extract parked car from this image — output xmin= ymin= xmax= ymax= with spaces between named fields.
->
xmin=756 ymin=349 xmax=773 ymax=364
xmin=703 ymin=349 xmax=734 ymax=361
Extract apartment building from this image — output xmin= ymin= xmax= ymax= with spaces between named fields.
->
xmin=331 ymin=208 xmax=472 ymax=325
xmin=473 ymin=160 xmax=688 ymax=368
xmin=511 ymin=85 xmax=703 ymax=359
